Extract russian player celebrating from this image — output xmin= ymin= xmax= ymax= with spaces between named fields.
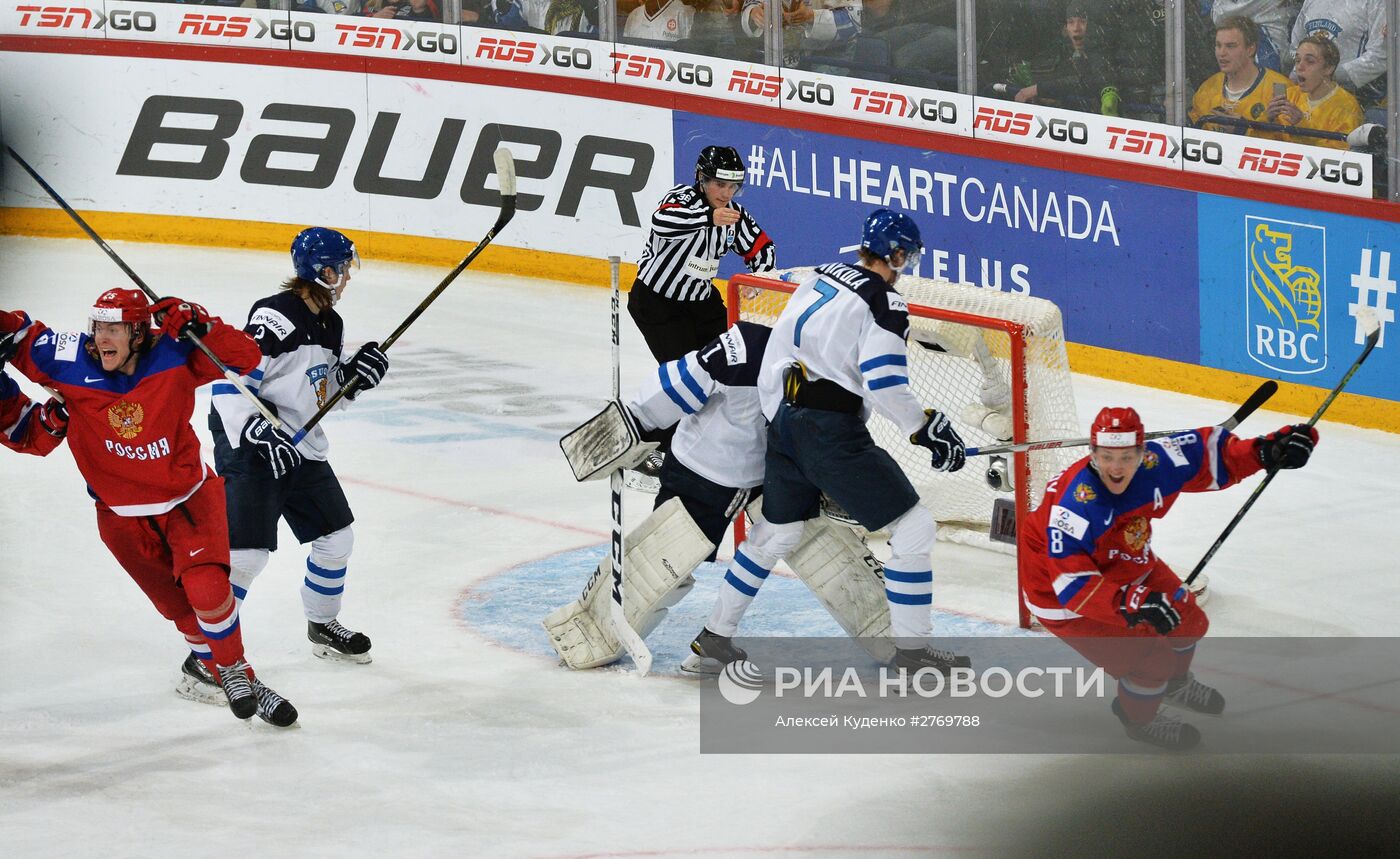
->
xmin=0 ymin=293 xmax=298 ymax=727
xmin=1022 ymin=406 xmax=1319 ymax=749
xmin=210 ymin=228 xmax=387 ymax=663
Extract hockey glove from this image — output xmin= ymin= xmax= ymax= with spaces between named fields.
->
xmin=151 ymin=297 xmax=212 ymax=340
xmin=911 ymin=409 xmax=966 ymax=473
xmin=1256 ymin=424 xmax=1318 ymax=470
xmin=1120 ymin=585 xmax=1181 ymax=635
xmin=242 ymin=414 xmax=303 ymax=480
xmin=334 ymin=342 xmax=389 ymax=399
xmin=38 ymin=397 xmax=68 ymax=439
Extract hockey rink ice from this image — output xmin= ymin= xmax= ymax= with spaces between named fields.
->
xmin=2 ymin=235 xmax=1398 ymax=856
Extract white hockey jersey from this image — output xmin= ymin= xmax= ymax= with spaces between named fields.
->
xmin=1292 ymin=0 xmax=1387 ymax=91
xmin=623 ymin=0 xmax=695 ymax=42
xmin=629 ymin=322 xmax=771 ymax=490
xmin=758 ymin=264 xmax=925 ymax=436
xmin=209 ymin=291 xmax=353 ymax=461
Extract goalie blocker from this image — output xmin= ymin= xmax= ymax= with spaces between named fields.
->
xmin=560 ymin=399 xmax=658 ymax=482
xmin=543 ymin=498 xmax=895 ymax=670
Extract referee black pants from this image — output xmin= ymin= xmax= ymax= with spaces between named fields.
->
xmin=627 ymin=280 xmax=729 ymax=364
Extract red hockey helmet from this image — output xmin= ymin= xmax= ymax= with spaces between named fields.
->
xmin=90 ymin=288 xmax=152 ymax=325
xmin=1091 ymin=406 xmax=1144 ymax=448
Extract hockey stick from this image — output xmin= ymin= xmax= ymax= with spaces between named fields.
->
xmin=964 ymin=380 xmax=1280 ymax=457
xmin=291 ymin=148 xmax=518 ymax=444
xmin=607 ymin=255 xmax=654 ymax=676
xmin=3 ymin=144 xmax=283 ymax=429
xmin=1177 ymin=311 xmax=1381 ymax=597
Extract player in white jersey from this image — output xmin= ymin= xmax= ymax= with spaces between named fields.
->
xmin=209 ymin=228 xmax=389 ymax=664
xmin=549 ymin=321 xmax=899 ymax=669
xmin=688 ymin=208 xmax=972 ymax=674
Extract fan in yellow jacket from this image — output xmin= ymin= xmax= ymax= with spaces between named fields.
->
xmin=1264 ymin=35 xmax=1365 ymax=150
xmin=1188 ymin=15 xmax=1293 ymax=136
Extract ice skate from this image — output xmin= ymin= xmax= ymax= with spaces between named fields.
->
xmin=681 ymin=627 xmax=748 ymax=674
xmin=216 ymin=660 xmax=257 ymax=720
xmin=890 ymin=645 xmax=972 ymax=675
xmin=175 ymin=653 xmax=228 ymax=707
xmin=1112 ymin=698 xmax=1201 ymax=751
xmin=253 ymin=679 xmax=299 ymax=728
xmin=1163 ymin=671 xmax=1225 ymax=716
xmin=308 ymin=619 xmax=373 ymax=664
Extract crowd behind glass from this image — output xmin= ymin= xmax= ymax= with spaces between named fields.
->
xmin=132 ymin=2 xmax=1398 ymax=197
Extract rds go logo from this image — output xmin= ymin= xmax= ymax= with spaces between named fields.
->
xmin=717 ymin=660 xmax=764 ymax=705
xmin=1246 ymin=217 xmax=1327 ymax=374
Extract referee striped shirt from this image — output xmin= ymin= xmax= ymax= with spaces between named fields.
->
xmin=636 ymin=184 xmax=776 ymax=301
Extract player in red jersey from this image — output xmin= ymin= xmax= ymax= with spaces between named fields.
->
xmin=1022 ymin=406 xmax=1318 ymax=750
xmin=0 ymin=367 xmax=68 ymax=456
xmin=0 ymin=290 xmax=298 ymax=727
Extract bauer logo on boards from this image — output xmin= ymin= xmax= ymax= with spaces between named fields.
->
xmin=1245 ymin=217 xmax=1327 ymax=375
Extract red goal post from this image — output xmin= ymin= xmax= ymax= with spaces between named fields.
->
xmin=727 ymin=270 xmax=1081 ymax=629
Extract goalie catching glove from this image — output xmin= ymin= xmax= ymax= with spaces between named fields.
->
xmin=335 ymin=342 xmax=389 ymax=400
xmin=1256 ymin=424 xmax=1318 ymax=470
xmin=911 ymin=409 xmax=966 ymax=473
xmin=242 ymin=414 xmax=303 ymax=479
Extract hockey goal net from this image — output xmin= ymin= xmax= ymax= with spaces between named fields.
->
xmin=728 ymin=270 xmax=1080 ymax=627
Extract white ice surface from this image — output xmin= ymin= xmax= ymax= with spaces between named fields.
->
xmin=1 ymin=236 xmax=1397 ymax=857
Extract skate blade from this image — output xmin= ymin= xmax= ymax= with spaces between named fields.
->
xmin=680 ymin=653 xmax=723 ymax=675
xmin=312 ymin=643 xmax=373 ymax=664
xmin=176 ymin=676 xmax=229 ymax=707
xmin=622 ymin=470 xmax=660 ymax=494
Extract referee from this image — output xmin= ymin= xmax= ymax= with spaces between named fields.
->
xmin=628 ymin=145 xmax=776 ymax=363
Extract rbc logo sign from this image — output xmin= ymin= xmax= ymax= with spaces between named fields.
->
xmin=1246 ymin=217 xmax=1327 ymax=375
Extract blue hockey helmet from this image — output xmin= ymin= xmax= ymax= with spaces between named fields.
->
xmin=860 ymin=208 xmax=923 ymax=264
xmin=291 ymin=227 xmax=359 ymax=288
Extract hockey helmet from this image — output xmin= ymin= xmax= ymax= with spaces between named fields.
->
xmin=861 ymin=208 xmax=923 ymax=264
xmin=695 ymin=145 xmax=746 ymax=185
xmin=1091 ymin=406 xmax=1145 ymax=448
xmin=90 ymin=288 xmax=152 ymax=325
xmin=291 ymin=227 xmax=360 ymax=288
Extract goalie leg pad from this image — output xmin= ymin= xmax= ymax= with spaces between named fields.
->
xmin=560 ymin=400 xmax=658 ymax=482
xmin=786 ymin=516 xmax=897 ymax=662
xmin=542 ymin=497 xmax=714 ymax=669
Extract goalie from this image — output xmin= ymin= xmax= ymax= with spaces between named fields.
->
xmin=550 ymin=321 xmax=898 ymax=671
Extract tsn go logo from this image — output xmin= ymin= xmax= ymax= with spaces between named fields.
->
xmin=15 ymin=6 xmax=156 ymax=31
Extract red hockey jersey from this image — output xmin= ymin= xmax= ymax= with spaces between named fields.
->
xmin=1022 ymin=426 xmax=1264 ymax=625
xmin=0 ymin=371 xmax=64 ymax=457
xmin=7 ymin=312 xmax=260 ymax=515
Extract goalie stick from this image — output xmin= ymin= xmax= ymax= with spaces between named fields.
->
xmin=964 ymin=380 xmax=1281 ymax=457
xmin=4 ymin=144 xmax=282 ymax=430
xmin=607 ymin=255 xmax=654 ymax=675
xmin=292 ymin=148 xmax=518 ymax=444
xmin=1177 ymin=310 xmax=1382 ymax=596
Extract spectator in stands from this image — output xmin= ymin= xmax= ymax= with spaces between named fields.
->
xmin=368 ymin=0 xmax=441 ymax=19
xmin=1101 ymin=0 xmax=1215 ymax=120
xmin=1266 ymin=34 xmax=1365 ymax=149
xmin=864 ymin=0 xmax=958 ymax=89
xmin=1188 ymin=16 xmax=1291 ymax=134
xmin=741 ymin=0 xmax=861 ymax=69
xmin=1012 ymin=3 xmax=1118 ymax=115
xmin=1291 ymin=0 xmax=1387 ymax=104
xmin=489 ymin=0 xmax=597 ymax=34
xmin=293 ymin=0 xmax=364 ymax=12
xmin=1210 ymin=1 xmax=1300 ymax=72
xmin=624 ymin=0 xmax=695 ymax=42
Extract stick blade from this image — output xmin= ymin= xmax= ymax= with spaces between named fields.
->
xmin=493 ymin=148 xmax=517 ymax=198
xmin=1355 ymin=305 xmax=1381 ymax=345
